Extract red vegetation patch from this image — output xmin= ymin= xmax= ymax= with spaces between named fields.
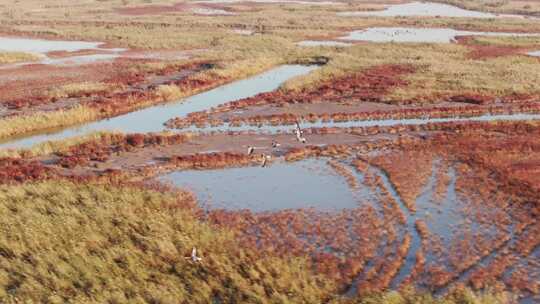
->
xmin=168 ymin=152 xmax=258 ymax=170
xmin=169 ymin=99 xmax=540 ymax=130
xmin=208 ymin=206 xmax=387 ymax=288
xmin=1 ymin=60 xmax=217 ymax=114
xmin=55 ymin=133 xmax=193 ymax=169
xmin=467 ymin=44 xmax=524 ymax=60
xmin=0 ymin=158 xmax=56 ymax=184
xmin=456 ymin=36 xmax=526 ymax=60
xmin=369 ymin=151 xmax=434 ymax=213
xmin=284 ymin=145 xmax=353 ymax=161
xmin=168 ymin=64 xmax=415 ymax=127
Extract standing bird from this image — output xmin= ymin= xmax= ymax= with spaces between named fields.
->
xmin=261 ymin=154 xmax=269 ymax=167
xmin=294 ymin=121 xmax=307 ymax=143
xmin=247 ymin=146 xmax=255 ymax=155
xmin=271 ymin=140 xmax=281 ymax=148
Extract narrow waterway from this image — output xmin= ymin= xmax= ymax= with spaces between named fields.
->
xmin=179 ymin=113 xmax=540 ymax=134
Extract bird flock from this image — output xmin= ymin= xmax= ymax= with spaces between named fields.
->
xmin=247 ymin=121 xmax=307 ymax=167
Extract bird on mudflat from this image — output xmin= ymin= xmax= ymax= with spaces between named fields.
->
xmin=295 ymin=130 xmax=307 ymax=143
xmin=271 ymin=140 xmax=281 ymax=148
xmin=261 ymin=154 xmax=271 ymax=167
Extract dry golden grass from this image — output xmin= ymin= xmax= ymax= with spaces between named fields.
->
xmin=0 ymin=106 xmax=98 ymax=140
xmin=0 ymin=180 xmax=514 ymax=303
xmin=282 ymin=41 xmax=540 ymax=102
xmin=0 ymin=181 xmax=336 ymax=303
xmin=155 ymin=84 xmax=184 ymax=101
xmin=0 ymin=51 xmax=40 ymax=64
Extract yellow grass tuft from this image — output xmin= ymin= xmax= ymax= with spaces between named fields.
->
xmin=46 ymin=82 xmax=116 ymax=99
xmin=0 ymin=106 xmax=99 ymax=140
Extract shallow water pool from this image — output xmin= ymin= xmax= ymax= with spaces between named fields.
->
xmin=160 ymin=158 xmax=363 ymax=212
xmin=340 ymin=27 xmax=540 ymax=43
xmin=337 ymin=1 xmax=524 ymax=19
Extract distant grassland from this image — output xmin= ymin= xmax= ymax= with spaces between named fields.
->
xmin=0 ymin=180 xmax=511 ymax=303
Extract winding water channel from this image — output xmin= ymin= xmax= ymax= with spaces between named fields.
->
xmin=0 ymin=65 xmax=317 ymax=150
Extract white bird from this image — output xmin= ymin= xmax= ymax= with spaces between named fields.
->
xmin=295 ymin=131 xmax=307 ymax=143
xmin=271 ymin=140 xmax=281 ymax=148
xmin=247 ymin=146 xmax=255 ymax=155
xmin=190 ymin=247 xmax=202 ymax=263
